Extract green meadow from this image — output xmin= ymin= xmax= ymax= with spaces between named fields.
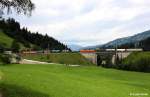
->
xmin=22 ymin=53 xmax=93 ymax=65
xmin=0 ymin=30 xmax=14 ymax=48
xmin=0 ymin=64 xmax=150 ymax=97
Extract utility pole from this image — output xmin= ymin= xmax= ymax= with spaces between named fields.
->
xmin=115 ymin=42 xmax=118 ymax=65
xmin=48 ymin=43 xmax=50 ymax=53
xmin=136 ymin=42 xmax=139 ymax=48
xmin=46 ymin=43 xmax=50 ymax=60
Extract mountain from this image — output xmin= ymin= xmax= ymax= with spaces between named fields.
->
xmin=83 ymin=30 xmax=150 ymax=50
xmin=68 ymin=44 xmax=83 ymax=51
xmin=104 ymin=30 xmax=150 ymax=48
xmin=81 ymin=44 xmax=102 ymax=50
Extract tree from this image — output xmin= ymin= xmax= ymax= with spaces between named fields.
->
xmin=0 ymin=0 xmax=35 ymax=16
xmin=0 ymin=44 xmax=4 ymax=53
xmin=11 ymin=40 xmax=20 ymax=53
xmin=97 ymin=55 xmax=102 ymax=66
xmin=140 ymin=37 xmax=150 ymax=51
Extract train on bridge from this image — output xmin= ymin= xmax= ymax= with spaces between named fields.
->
xmin=80 ymin=49 xmax=143 ymax=65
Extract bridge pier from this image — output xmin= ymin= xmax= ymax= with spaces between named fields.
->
xmin=80 ymin=50 xmax=133 ymax=66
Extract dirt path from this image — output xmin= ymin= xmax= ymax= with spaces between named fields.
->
xmin=19 ymin=59 xmax=53 ymax=64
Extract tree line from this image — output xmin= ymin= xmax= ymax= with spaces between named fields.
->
xmin=102 ymin=38 xmax=150 ymax=51
xmin=0 ymin=18 xmax=70 ymax=52
xmin=117 ymin=38 xmax=150 ymax=51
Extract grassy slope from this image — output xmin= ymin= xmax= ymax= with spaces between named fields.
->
xmin=0 ymin=64 xmax=150 ymax=97
xmin=22 ymin=53 xmax=93 ymax=65
xmin=0 ymin=30 xmax=26 ymax=49
xmin=0 ymin=31 xmax=14 ymax=48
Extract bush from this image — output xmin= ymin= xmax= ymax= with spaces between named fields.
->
xmin=11 ymin=40 xmax=21 ymax=53
xmin=121 ymin=52 xmax=150 ymax=72
xmin=0 ymin=54 xmax=4 ymax=64
xmin=0 ymin=54 xmax=11 ymax=64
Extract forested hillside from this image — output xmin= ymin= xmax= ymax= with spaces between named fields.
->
xmin=83 ymin=30 xmax=150 ymax=51
xmin=117 ymin=37 xmax=150 ymax=51
xmin=0 ymin=18 xmax=70 ymax=51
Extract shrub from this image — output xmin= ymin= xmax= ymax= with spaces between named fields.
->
xmin=121 ymin=52 xmax=150 ymax=72
xmin=0 ymin=54 xmax=11 ymax=64
xmin=11 ymin=40 xmax=21 ymax=53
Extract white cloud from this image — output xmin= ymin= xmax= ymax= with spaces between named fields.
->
xmin=7 ymin=0 xmax=150 ymax=46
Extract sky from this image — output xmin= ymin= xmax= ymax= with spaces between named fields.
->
xmin=5 ymin=0 xmax=150 ymax=47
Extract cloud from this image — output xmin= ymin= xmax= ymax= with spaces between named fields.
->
xmin=5 ymin=0 xmax=150 ymax=46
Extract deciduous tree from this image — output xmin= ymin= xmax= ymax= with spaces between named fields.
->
xmin=0 ymin=0 xmax=35 ymax=16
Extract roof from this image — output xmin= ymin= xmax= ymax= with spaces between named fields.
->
xmin=80 ymin=50 xmax=96 ymax=53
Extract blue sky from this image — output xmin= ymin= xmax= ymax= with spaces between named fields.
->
xmin=5 ymin=0 xmax=150 ymax=46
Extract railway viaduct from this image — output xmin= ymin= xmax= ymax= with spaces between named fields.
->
xmin=80 ymin=49 xmax=142 ymax=65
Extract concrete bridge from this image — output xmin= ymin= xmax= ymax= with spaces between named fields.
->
xmin=80 ymin=49 xmax=142 ymax=65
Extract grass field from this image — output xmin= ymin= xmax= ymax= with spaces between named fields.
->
xmin=22 ymin=53 xmax=93 ymax=65
xmin=0 ymin=64 xmax=150 ymax=97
